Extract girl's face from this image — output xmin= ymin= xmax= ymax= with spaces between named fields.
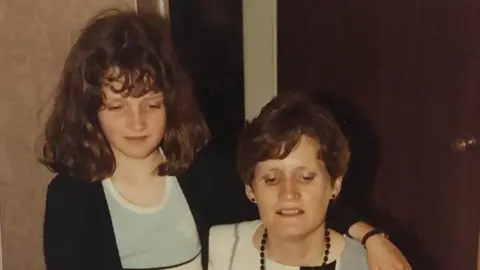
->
xmin=97 ymin=77 xmax=167 ymax=162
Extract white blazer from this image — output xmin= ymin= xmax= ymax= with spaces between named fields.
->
xmin=208 ymin=220 xmax=369 ymax=270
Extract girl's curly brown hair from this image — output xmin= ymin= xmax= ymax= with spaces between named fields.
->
xmin=39 ymin=9 xmax=210 ymax=181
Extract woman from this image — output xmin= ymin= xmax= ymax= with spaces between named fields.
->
xmin=209 ymin=92 xmax=372 ymax=269
xmin=41 ymin=8 xmax=409 ymax=270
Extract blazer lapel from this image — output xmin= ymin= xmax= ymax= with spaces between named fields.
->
xmin=88 ymin=181 xmax=123 ymax=270
xmin=177 ymin=170 xmax=210 ymax=270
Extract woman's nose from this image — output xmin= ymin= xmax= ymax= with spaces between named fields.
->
xmin=279 ymin=179 xmax=300 ymax=200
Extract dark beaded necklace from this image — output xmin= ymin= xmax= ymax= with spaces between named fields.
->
xmin=259 ymin=228 xmax=331 ymax=270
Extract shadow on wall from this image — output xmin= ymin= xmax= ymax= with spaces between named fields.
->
xmin=311 ymin=90 xmax=437 ymax=269
xmin=169 ymin=0 xmax=244 ymax=157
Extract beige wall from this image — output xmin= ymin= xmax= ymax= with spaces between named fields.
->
xmin=0 ymin=1 xmax=134 ymax=269
xmin=242 ymin=0 xmax=277 ymax=120
xmin=0 ymin=0 xmax=278 ymax=268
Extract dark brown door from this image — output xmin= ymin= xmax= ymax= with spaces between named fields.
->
xmin=278 ymin=1 xmax=480 ymax=269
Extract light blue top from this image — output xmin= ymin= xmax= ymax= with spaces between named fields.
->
xmin=103 ymin=176 xmax=201 ymax=269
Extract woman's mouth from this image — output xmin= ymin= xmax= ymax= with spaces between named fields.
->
xmin=276 ymin=208 xmax=305 ymax=216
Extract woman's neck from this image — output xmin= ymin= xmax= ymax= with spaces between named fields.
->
xmin=111 ymin=149 xmax=164 ymax=184
xmin=265 ymin=224 xmax=328 ymax=266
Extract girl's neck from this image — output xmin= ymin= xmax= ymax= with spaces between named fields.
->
xmin=111 ymin=149 xmax=164 ymax=184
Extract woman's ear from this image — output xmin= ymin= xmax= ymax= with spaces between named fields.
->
xmin=245 ymin=184 xmax=256 ymax=203
xmin=331 ymin=177 xmax=343 ymax=199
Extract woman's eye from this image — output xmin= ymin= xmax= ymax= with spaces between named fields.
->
xmin=302 ymin=174 xmax=316 ymax=181
xmin=263 ymin=176 xmax=277 ymax=184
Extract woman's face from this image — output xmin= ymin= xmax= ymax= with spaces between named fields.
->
xmin=246 ymin=135 xmax=342 ymax=240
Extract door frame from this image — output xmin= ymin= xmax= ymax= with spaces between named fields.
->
xmin=242 ymin=0 xmax=278 ymax=120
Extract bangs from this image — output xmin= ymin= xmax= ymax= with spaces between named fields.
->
xmin=102 ymin=66 xmax=172 ymax=97
xmin=261 ymin=131 xmax=324 ymax=162
xmin=261 ymin=130 xmax=302 ymax=161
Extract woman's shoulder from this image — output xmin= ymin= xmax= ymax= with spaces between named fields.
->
xmin=209 ymin=220 xmax=260 ymax=251
xmin=208 ymin=220 xmax=260 ymax=269
xmin=209 ymin=219 xmax=261 ymax=239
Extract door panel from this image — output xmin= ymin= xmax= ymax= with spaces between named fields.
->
xmin=278 ymin=0 xmax=480 ymax=268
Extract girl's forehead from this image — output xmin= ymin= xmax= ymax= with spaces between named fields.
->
xmin=102 ymin=66 xmax=157 ymax=95
xmin=101 ymin=86 xmax=163 ymax=100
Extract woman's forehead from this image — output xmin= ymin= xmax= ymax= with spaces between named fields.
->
xmin=257 ymin=138 xmax=323 ymax=169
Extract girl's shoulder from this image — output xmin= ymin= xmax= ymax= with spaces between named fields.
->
xmin=46 ymin=174 xmax=98 ymax=207
xmin=47 ymin=174 xmax=90 ymax=194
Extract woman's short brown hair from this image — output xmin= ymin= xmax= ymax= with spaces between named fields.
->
xmin=236 ymin=92 xmax=350 ymax=186
xmin=40 ymin=9 xmax=210 ymax=181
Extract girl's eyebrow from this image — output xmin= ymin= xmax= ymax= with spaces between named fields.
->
xmin=145 ymin=91 xmax=164 ymax=97
xmin=144 ymin=95 xmax=163 ymax=100
xmin=142 ymin=93 xmax=164 ymax=101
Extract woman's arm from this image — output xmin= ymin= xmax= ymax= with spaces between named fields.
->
xmin=328 ymin=201 xmax=411 ymax=270
xmin=348 ymin=221 xmax=411 ymax=270
xmin=44 ymin=175 xmax=89 ymax=270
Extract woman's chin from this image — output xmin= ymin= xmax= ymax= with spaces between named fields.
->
xmin=269 ymin=225 xmax=311 ymax=240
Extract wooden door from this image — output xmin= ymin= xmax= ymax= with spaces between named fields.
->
xmin=477 ymin=226 xmax=480 ymax=270
xmin=278 ymin=0 xmax=480 ymax=269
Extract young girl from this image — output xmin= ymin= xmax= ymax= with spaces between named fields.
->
xmin=40 ymin=8 xmax=409 ymax=270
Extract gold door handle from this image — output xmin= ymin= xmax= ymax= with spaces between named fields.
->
xmin=451 ymin=137 xmax=476 ymax=152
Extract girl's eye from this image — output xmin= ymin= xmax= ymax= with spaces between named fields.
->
xmin=106 ymin=105 xmax=122 ymax=111
xmin=148 ymin=103 xmax=163 ymax=109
